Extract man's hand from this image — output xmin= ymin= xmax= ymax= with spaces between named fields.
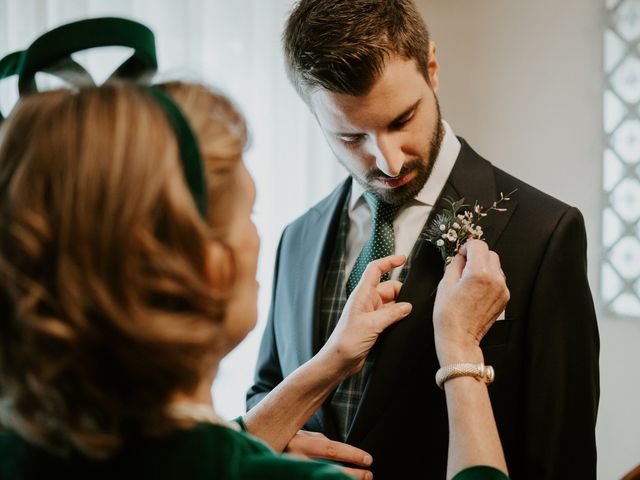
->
xmin=286 ymin=430 xmax=373 ymax=480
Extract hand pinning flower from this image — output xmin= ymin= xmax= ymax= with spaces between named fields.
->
xmin=424 ymin=189 xmax=516 ymax=265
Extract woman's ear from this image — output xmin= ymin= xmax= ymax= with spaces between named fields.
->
xmin=204 ymin=240 xmax=235 ymax=291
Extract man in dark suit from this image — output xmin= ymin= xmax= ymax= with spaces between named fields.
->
xmin=246 ymin=1 xmax=599 ymax=479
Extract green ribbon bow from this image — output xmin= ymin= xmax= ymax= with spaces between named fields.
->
xmin=0 ymin=17 xmax=207 ymax=217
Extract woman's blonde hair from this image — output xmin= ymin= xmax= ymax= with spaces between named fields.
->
xmin=0 ymin=81 xmax=247 ymax=457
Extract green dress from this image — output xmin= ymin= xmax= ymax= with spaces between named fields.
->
xmin=0 ymin=423 xmax=508 ymax=480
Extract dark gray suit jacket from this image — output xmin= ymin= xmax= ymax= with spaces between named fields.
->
xmin=247 ymin=138 xmax=599 ymax=480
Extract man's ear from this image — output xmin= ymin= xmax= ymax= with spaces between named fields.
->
xmin=204 ymin=241 xmax=235 ymax=291
xmin=427 ymin=41 xmax=440 ymax=92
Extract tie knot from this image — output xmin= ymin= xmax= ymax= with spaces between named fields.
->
xmin=363 ymin=192 xmax=402 ymax=223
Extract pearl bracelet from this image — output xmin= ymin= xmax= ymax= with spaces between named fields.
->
xmin=435 ymin=362 xmax=495 ymax=390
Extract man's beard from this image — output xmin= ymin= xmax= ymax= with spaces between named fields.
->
xmin=350 ymin=98 xmax=444 ymax=206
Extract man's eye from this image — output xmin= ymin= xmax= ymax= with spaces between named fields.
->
xmin=338 ymin=134 xmax=365 ymax=144
xmin=391 ymin=115 xmax=413 ymax=130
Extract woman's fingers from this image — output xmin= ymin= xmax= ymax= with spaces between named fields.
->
xmin=442 ymin=251 xmax=467 ymax=286
xmin=357 ymin=255 xmax=406 ymax=290
xmin=376 ymin=279 xmax=403 ymax=303
xmin=460 ymin=239 xmax=490 ymax=275
xmin=433 ymin=240 xmax=510 ymax=352
xmin=371 ymin=301 xmax=412 ymax=330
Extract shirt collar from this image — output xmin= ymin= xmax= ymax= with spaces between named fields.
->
xmin=349 ymin=120 xmax=461 ymax=211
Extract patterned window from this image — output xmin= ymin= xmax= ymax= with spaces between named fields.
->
xmin=603 ymin=0 xmax=640 ymax=317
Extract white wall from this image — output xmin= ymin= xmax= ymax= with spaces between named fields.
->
xmin=415 ymin=1 xmax=640 ymax=478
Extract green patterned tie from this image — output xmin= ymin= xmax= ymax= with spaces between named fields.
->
xmin=346 ymin=192 xmax=402 ymax=296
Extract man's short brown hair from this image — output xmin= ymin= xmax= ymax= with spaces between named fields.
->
xmin=283 ymin=0 xmax=431 ymax=102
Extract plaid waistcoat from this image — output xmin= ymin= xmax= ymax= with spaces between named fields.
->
xmin=319 ymin=193 xmax=418 ymax=441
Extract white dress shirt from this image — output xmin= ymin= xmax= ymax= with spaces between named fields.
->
xmin=344 ymin=120 xmax=460 ymax=283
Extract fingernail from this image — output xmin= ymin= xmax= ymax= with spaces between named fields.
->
xmin=365 ymin=471 xmax=374 ymax=480
xmin=363 ymin=454 xmax=373 ymax=466
xmin=399 ymin=303 xmax=412 ymax=315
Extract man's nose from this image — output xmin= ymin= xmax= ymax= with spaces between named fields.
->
xmin=372 ymin=134 xmax=405 ymax=177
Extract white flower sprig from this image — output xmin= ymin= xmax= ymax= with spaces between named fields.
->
xmin=424 ymin=189 xmax=517 ymax=265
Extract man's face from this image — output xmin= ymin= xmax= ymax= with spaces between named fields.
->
xmin=309 ymin=52 xmax=444 ymax=205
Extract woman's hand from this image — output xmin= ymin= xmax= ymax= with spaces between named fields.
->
xmin=318 ymin=255 xmax=412 ymax=379
xmin=243 ymin=255 xmax=411 ymax=454
xmin=433 ymin=240 xmax=510 ymax=365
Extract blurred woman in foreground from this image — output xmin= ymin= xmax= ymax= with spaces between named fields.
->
xmin=0 ymin=81 xmax=509 ymax=479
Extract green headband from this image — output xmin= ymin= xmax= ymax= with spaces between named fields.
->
xmin=147 ymin=86 xmax=208 ymax=216
xmin=0 ymin=17 xmax=207 ymax=218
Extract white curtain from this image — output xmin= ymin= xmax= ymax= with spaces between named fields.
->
xmin=0 ymin=0 xmax=347 ymax=419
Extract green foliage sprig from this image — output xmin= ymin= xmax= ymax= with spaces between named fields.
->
xmin=424 ymin=189 xmax=517 ymax=264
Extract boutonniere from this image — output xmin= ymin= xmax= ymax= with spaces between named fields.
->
xmin=424 ymin=189 xmax=517 ymax=265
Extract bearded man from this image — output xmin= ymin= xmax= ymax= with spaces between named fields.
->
xmin=247 ymin=2 xmax=599 ymax=479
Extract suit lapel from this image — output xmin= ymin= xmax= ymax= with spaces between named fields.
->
xmin=294 ymin=179 xmax=351 ymax=363
xmin=447 ymin=139 xmax=518 ymax=249
xmin=347 ymin=138 xmax=518 ymax=444
xmin=293 ymin=179 xmax=350 ymax=437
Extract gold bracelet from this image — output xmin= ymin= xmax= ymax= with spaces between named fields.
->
xmin=435 ymin=362 xmax=495 ymax=390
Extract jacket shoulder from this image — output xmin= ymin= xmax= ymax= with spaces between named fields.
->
xmin=456 ymin=138 xmax=576 ymax=221
xmin=494 ymin=166 xmax=571 ymax=211
xmin=491 ymin=166 xmax=586 ymax=246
